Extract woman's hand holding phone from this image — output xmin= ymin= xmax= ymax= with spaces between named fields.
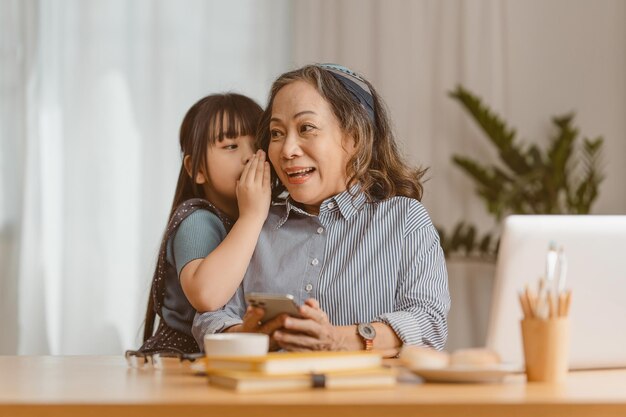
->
xmin=228 ymin=294 xmax=343 ymax=352
xmin=273 ymin=298 xmax=344 ymax=352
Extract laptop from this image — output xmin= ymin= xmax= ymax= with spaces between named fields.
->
xmin=486 ymin=215 xmax=626 ymax=370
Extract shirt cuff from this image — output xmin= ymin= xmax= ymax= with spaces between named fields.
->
xmin=376 ymin=310 xmax=447 ymax=351
xmin=375 ymin=310 xmax=424 ymax=347
xmin=192 ymin=311 xmax=243 ymax=349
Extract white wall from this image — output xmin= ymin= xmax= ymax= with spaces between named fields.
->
xmin=292 ymin=0 xmax=626 ymax=232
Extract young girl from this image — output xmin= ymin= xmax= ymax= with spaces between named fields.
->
xmin=139 ymin=93 xmax=270 ymax=354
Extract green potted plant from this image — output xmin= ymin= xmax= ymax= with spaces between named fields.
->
xmin=439 ymin=85 xmax=605 ymax=261
xmin=440 ymin=86 xmax=605 ymax=350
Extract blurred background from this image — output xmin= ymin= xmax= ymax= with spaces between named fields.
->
xmin=1 ymin=0 xmax=625 ymax=355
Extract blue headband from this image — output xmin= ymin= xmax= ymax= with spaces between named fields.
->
xmin=318 ymin=64 xmax=375 ymax=122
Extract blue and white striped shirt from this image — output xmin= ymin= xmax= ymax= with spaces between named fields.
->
xmin=193 ymin=188 xmax=450 ymax=350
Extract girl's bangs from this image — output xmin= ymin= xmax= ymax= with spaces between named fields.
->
xmin=208 ymin=102 xmax=259 ymax=143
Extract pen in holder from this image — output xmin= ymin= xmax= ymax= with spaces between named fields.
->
xmin=518 ymin=245 xmax=572 ymax=383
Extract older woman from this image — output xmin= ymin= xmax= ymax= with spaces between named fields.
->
xmin=193 ymin=64 xmax=449 ymax=356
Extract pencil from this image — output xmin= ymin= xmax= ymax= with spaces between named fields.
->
xmin=547 ymin=291 xmax=556 ymax=318
xmin=519 ymin=292 xmax=531 ymax=318
xmin=558 ymin=292 xmax=567 ymax=317
xmin=524 ymin=285 xmax=536 ymax=319
xmin=564 ymin=290 xmax=572 ymax=316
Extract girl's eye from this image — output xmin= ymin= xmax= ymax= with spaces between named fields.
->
xmin=224 ymin=144 xmax=238 ymax=150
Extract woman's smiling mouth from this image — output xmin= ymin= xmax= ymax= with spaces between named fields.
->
xmin=284 ymin=166 xmax=316 ymax=184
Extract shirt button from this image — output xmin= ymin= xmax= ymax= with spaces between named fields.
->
xmin=317 ymin=227 xmax=324 ymax=234
xmin=327 ymin=202 xmax=335 ymax=209
xmin=311 ymin=258 xmax=319 ymax=266
xmin=305 ymin=284 xmax=313 ymax=292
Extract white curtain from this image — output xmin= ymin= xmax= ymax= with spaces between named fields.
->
xmin=291 ymin=0 xmax=626 ymax=349
xmin=0 ymin=0 xmax=290 ymax=354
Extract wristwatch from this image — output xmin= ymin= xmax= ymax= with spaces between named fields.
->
xmin=357 ymin=323 xmax=376 ymax=351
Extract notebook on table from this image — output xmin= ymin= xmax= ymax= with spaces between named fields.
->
xmin=486 ymin=215 xmax=626 ymax=370
xmin=204 ymin=350 xmax=383 ymax=375
xmin=209 ymin=367 xmax=397 ymax=392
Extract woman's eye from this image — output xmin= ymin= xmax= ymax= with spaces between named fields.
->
xmin=270 ymin=129 xmax=284 ymax=139
xmin=300 ymin=124 xmax=315 ymax=133
xmin=224 ymin=144 xmax=238 ymax=150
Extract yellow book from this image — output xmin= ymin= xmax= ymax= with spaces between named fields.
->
xmin=205 ymin=351 xmax=383 ymax=375
xmin=209 ymin=367 xmax=397 ymax=393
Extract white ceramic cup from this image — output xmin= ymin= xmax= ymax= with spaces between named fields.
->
xmin=203 ymin=333 xmax=269 ymax=357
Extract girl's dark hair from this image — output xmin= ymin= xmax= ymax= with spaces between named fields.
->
xmin=170 ymin=93 xmax=263 ymax=219
xmin=257 ymin=65 xmax=426 ymax=202
xmin=143 ymin=93 xmax=262 ymax=342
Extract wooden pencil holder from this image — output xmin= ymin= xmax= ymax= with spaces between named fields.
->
xmin=521 ymin=317 xmax=569 ymax=383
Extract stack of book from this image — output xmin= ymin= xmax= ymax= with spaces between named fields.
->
xmin=204 ymin=351 xmax=397 ymax=393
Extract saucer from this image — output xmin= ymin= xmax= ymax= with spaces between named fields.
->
xmin=407 ymin=363 xmax=521 ymax=383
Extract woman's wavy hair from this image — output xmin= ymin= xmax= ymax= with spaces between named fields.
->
xmin=257 ymin=64 xmax=426 ymax=202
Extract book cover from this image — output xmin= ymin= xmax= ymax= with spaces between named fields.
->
xmin=205 ymin=351 xmax=383 ymax=375
xmin=209 ymin=367 xmax=397 ymax=392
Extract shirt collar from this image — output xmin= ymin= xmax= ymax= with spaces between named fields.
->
xmin=326 ymin=184 xmax=367 ymax=219
xmin=275 ymin=184 xmax=367 ymax=228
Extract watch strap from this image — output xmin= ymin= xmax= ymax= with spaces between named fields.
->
xmin=357 ymin=323 xmax=376 ymax=351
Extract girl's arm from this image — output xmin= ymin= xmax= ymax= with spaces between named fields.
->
xmin=180 ymin=151 xmax=271 ymax=312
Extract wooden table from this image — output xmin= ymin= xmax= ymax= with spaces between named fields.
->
xmin=1 ymin=356 xmax=625 ymax=417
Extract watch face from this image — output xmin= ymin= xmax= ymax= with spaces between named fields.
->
xmin=358 ymin=323 xmax=376 ymax=340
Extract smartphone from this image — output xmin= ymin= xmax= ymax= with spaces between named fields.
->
xmin=245 ymin=293 xmax=302 ymax=324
